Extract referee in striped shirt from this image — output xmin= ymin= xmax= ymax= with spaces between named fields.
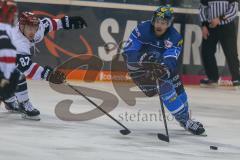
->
xmin=199 ymin=0 xmax=240 ymax=88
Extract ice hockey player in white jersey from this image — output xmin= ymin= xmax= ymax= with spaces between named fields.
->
xmin=3 ymin=11 xmax=87 ymax=120
xmin=0 ymin=0 xmax=21 ymax=103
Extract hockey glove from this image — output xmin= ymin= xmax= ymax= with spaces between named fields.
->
xmin=138 ymin=53 xmax=170 ymax=80
xmin=41 ymin=66 xmax=66 ymax=84
xmin=61 ymin=16 xmax=87 ymax=30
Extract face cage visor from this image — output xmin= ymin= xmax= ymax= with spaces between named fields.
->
xmin=153 ymin=16 xmax=173 ymax=27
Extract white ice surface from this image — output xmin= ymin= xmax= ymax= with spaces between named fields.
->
xmin=0 ymin=80 xmax=240 ymax=160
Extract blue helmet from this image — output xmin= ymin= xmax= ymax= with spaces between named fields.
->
xmin=151 ymin=5 xmax=174 ymax=27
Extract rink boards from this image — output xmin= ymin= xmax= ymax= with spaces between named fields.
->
xmin=14 ymin=0 xmax=240 ymax=84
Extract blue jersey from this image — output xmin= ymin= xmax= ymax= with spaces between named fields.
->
xmin=123 ymin=20 xmax=183 ymax=72
xmin=123 ymin=21 xmax=191 ymax=127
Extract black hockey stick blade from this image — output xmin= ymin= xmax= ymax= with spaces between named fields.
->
xmin=157 ymin=133 xmax=170 ymax=142
xmin=120 ymin=129 xmax=131 ymax=135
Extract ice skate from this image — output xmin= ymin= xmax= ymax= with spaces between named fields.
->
xmin=19 ymin=100 xmax=40 ymax=121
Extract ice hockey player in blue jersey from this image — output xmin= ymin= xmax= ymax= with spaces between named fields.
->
xmin=123 ymin=5 xmax=205 ymax=135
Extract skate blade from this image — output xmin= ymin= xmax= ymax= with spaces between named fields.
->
xmin=184 ymin=128 xmax=208 ymax=137
xmin=7 ymin=110 xmax=21 ymax=114
xmin=21 ymin=114 xmax=41 ymax=121
xmin=198 ymin=132 xmax=207 ymax=137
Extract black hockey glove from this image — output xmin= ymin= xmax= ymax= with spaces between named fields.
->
xmin=138 ymin=53 xmax=170 ymax=80
xmin=149 ymin=63 xmax=171 ymax=80
xmin=41 ymin=66 xmax=66 ymax=84
xmin=61 ymin=16 xmax=87 ymax=30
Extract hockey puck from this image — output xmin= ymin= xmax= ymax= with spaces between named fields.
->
xmin=210 ymin=146 xmax=218 ymax=150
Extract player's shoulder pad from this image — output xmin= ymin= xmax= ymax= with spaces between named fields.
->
xmin=0 ymin=30 xmax=16 ymax=50
xmin=134 ymin=20 xmax=153 ymax=42
xmin=167 ymin=27 xmax=183 ymax=47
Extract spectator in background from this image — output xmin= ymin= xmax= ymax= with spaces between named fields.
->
xmin=199 ymin=0 xmax=240 ymax=88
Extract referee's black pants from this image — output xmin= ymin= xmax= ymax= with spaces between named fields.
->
xmin=201 ymin=21 xmax=240 ymax=81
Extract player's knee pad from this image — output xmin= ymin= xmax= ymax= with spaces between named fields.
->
xmin=178 ymin=90 xmax=188 ymax=103
xmin=169 ymin=74 xmax=185 ymax=95
xmin=159 ymin=81 xmax=189 ymax=123
xmin=160 ymin=84 xmax=183 ymax=114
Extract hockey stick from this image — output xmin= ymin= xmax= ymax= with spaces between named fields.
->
xmin=156 ymin=79 xmax=170 ymax=142
xmin=66 ymin=83 xmax=131 ymax=135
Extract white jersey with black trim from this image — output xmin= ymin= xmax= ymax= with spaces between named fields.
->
xmin=9 ymin=17 xmax=62 ymax=80
xmin=0 ymin=23 xmax=17 ymax=80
